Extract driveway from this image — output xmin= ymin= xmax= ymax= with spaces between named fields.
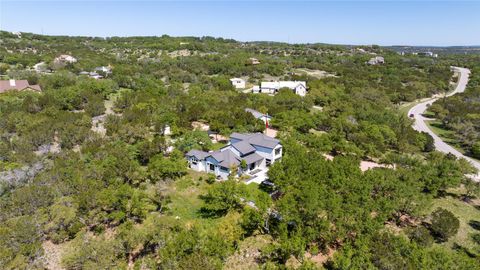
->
xmin=407 ymin=67 xmax=480 ymax=181
xmin=245 ymin=168 xmax=268 ymax=185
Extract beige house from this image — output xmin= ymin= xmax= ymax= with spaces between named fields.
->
xmin=230 ymin=78 xmax=246 ymax=89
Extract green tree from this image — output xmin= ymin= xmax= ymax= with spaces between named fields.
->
xmin=148 ymin=151 xmax=187 ymax=182
xmin=175 ymin=130 xmax=213 ymax=152
xmin=430 ymin=208 xmax=460 ymax=242
xmin=201 ymin=180 xmax=245 ymax=217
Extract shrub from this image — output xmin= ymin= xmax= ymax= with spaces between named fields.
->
xmin=471 ymin=233 xmax=480 ymax=245
xmin=430 ymin=208 xmax=460 ymax=242
xmin=409 ymin=226 xmax=434 ymax=246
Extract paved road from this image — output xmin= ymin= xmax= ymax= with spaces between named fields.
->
xmin=408 ymin=67 xmax=480 ymax=180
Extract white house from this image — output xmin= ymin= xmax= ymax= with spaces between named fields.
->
xmin=230 ymin=78 xmax=246 ymax=89
xmin=253 ymin=81 xmax=307 ymax=96
xmin=186 ymin=132 xmax=282 ymax=180
xmin=245 ymin=108 xmax=271 ymax=124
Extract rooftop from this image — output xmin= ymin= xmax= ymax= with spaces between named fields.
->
xmin=230 ymin=132 xmax=280 ymax=149
xmin=0 ymin=80 xmax=42 ymax=93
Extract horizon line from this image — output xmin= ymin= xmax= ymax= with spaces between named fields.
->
xmin=2 ymin=29 xmax=480 ymax=48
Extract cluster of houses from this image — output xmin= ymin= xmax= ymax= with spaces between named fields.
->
xmin=186 ymin=132 xmax=282 ymax=181
xmin=0 ymin=79 xmax=42 ymax=93
xmin=229 ymin=77 xmax=307 ymax=97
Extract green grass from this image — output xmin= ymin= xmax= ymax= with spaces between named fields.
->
xmin=163 ymin=170 xmax=225 ymax=230
xmin=422 ymin=187 xmax=480 ymax=254
xmin=399 ymin=101 xmax=421 ymax=115
xmin=425 ymin=120 xmax=470 ymax=156
xmin=211 ymin=142 xmax=227 ymax=151
xmin=166 ymin=171 xmax=209 ymax=220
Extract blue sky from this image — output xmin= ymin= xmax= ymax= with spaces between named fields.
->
xmin=1 ymin=1 xmax=479 ymax=46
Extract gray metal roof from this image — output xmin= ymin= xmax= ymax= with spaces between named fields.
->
xmin=230 ymin=132 xmax=251 ymax=141
xmin=245 ymin=108 xmax=268 ymax=119
xmin=231 ymin=141 xmax=256 ymax=156
xmin=210 ymin=149 xmax=240 ymax=168
xmin=242 ymin=152 xmax=264 ymax=165
xmin=185 ymin=149 xmax=209 ymax=160
xmin=231 ymin=132 xmax=280 ymax=149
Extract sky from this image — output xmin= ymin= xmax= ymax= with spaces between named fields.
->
xmin=1 ymin=1 xmax=479 ymax=46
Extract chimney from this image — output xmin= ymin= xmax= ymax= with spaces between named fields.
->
xmin=9 ymin=79 xmax=16 ymax=87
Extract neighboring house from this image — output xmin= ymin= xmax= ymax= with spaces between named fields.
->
xmin=95 ymin=66 xmax=112 ymax=75
xmin=367 ymin=56 xmax=385 ymax=65
xmin=0 ymin=79 xmax=41 ymax=93
xmin=230 ymin=78 xmax=246 ymax=89
xmin=245 ymin=108 xmax=271 ymax=124
xmin=186 ymin=132 xmax=282 ymax=179
xmin=253 ymin=81 xmax=307 ymax=96
xmin=54 ymin=54 xmax=77 ymax=64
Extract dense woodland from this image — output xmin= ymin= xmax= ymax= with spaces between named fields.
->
xmin=1 ymin=31 xmax=480 ymax=269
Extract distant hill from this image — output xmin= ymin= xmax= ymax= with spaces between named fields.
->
xmin=387 ymin=45 xmax=480 ymax=55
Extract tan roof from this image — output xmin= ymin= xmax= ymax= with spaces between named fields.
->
xmin=0 ymin=80 xmax=42 ymax=93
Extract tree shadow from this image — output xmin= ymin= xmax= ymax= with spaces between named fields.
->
xmin=468 ymin=220 xmax=480 ymax=231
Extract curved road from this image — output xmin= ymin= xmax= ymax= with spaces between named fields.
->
xmin=408 ymin=67 xmax=480 ymax=180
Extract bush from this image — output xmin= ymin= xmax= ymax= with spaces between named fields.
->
xmin=430 ymin=208 xmax=460 ymax=242
xmin=471 ymin=233 xmax=480 ymax=245
xmin=409 ymin=226 xmax=434 ymax=246
xmin=471 ymin=141 xmax=480 ymax=159
xmin=422 ymin=132 xmax=435 ymax=152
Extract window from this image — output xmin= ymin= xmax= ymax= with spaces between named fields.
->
xmin=275 ymin=147 xmax=282 ymax=156
xmin=209 ymin=164 xmax=215 ymax=171
xmin=220 ymin=166 xmax=229 ymax=172
xmin=192 ymin=160 xmax=198 ymax=165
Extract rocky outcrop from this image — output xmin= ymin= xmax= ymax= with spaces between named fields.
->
xmin=0 ymin=161 xmax=45 ymax=194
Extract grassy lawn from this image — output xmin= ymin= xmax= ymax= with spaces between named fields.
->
xmin=211 ymin=142 xmax=227 ymax=151
xmin=162 ymin=170 xmax=221 ymax=229
xmin=422 ymin=187 xmax=480 ymax=254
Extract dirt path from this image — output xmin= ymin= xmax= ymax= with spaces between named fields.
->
xmin=91 ymin=95 xmax=118 ymax=136
xmin=42 ymin=240 xmax=66 ymax=270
